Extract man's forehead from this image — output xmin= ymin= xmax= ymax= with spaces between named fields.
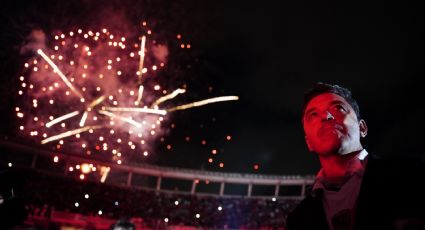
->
xmin=305 ymin=93 xmax=348 ymax=110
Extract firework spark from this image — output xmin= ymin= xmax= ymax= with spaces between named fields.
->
xmin=152 ymin=88 xmax=186 ymax=107
xmin=45 ymin=110 xmax=80 ymax=128
xmin=41 ymin=125 xmax=103 ymax=144
xmin=135 ymin=85 xmax=144 ymax=106
xmin=80 ymin=96 xmax=106 ymax=127
xmin=104 ymin=107 xmax=167 ymax=115
xmin=79 ymin=111 xmax=89 ymax=127
xmin=138 ymin=35 xmax=146 ymax=83
xmin=135 ymin=35 xmax=146 ymax=106
xmin=98 ymin=110 xmax=142 ymax=128
xmin=167 ymin=96 xmax=239 ymax=112
xmin=37 ymin=49 xmax=85 ymax=100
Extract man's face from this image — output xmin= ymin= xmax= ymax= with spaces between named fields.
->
xmin=302 ymin=93 xmax=367 ymax=156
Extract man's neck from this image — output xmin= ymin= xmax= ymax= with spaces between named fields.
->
xmin=318 ymin=150 xmax=364 ymax=185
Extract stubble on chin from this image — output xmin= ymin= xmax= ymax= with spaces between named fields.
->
xmin=315 ymin=134 xmax=344 ymax=156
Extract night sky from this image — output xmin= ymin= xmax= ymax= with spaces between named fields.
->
xmin=1 ymin=0 xmax=424 ymax=175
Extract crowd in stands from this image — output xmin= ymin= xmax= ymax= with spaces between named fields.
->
xmin=12 ymin=169 xmax=300 ymax=229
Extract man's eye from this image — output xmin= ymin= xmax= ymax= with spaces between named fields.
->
xmin=307 ymin=112 xmax=317 ymax=120
xmin=333 ymin=105 xmax=346 ymax=112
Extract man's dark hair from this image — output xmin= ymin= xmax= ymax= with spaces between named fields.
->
xmin=302 ymin=82 xmax=361 ymax=120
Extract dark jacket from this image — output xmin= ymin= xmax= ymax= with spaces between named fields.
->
xmin=286 ymin=155 xmax=425 ymax=230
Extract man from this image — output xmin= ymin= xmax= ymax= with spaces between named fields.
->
xmin=286 ymin=83 xmax=425 ymax=230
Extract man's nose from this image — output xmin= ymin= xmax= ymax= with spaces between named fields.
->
xmin=322 ymin=111 xmax=334 ymax=121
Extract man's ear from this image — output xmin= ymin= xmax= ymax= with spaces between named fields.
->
xmin=359 ymin=119 xmax=368 ymax=138
xmin=305 ymin=136 xmax=314 ymax=151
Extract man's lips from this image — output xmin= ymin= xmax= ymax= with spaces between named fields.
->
xmin=319 ymin=124 xmax=343 ymax=136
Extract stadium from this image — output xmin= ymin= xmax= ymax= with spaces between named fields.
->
xmin=1 ymin=0 xmax=424 ymax=229
xmin=1 ymin=139 xmax=314 ymax=229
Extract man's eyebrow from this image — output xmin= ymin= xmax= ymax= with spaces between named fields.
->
xmin=329 ymin=100 xmax=347 ymax=107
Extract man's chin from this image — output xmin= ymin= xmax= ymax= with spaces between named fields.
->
xmin=314 ymin=141 xmax=342 ymax=155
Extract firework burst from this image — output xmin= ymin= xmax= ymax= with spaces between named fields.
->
xmin=16 ymin=25 xmax=238 ymax=165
